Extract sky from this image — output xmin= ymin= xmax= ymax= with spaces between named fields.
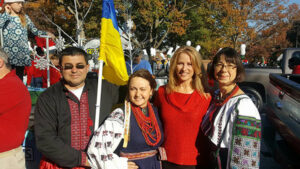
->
xmin=289 ymin=0 xmax=300 ymax=5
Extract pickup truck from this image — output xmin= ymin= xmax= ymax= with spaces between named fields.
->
xmin=265 ymin=73 xmax=300 ymax=166
xmin=239 ymin=48 xmax=300 ymax=111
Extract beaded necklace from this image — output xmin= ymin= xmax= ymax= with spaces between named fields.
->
xmin=215 ymin=85 xmax=239 ymax=141
xmin=202 ymin=85 xmax=240 ymax=137
xmin=131 ymin=102 xmax=161 ymax=147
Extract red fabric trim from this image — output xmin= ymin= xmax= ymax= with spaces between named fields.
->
xmin=39 ymin=157 xmax=87 ymax=169
xmin=81 ymin=152 xmax=87 ymax=166
xmin=68 ymin=92 xmax=92 ymax=152
xmin=35 ymin=36 xmax=56 ymax=49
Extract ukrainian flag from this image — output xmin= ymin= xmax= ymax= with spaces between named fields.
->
xmin=99 ymin=0 xmax=128 ymax=85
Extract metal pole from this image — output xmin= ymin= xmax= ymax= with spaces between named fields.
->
xmin=40 ymin=35 xmax=50 ymax=88
xmin=94 ymin=60 xmax=104 ymax=131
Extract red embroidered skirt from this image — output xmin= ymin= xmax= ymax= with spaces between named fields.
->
xmin=39 ymin=157 xmax=89 ymax=169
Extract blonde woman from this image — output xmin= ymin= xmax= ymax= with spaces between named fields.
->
xmin=154 ymin=46 xmax=212 ymax=169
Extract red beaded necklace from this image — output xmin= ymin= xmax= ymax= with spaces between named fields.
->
xmin=131 ymin=102 xmax=161 ymax=147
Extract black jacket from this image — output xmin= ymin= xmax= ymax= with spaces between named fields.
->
xmin=34 ymin=78 xmax=119 ymax=168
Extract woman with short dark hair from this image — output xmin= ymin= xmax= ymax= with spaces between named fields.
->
xmin=202 ymin=47 xmax=261 ymax=169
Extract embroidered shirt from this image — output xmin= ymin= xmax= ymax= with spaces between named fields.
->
xmin=66 ymin=90 xmax=93 ymax=165
xmin=88 ymin=105 xmax=164 ymax=169
xmin=202 ymin=94 xmax=261 ymax=169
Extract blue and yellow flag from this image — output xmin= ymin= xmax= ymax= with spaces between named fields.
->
xmin=100 ymin=0 xmax=128 ymax=85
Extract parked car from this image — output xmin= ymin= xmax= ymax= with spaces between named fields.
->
xmin=239 ymin=48 xmax=300 ymax=111
xmin=266 ymin=73 xmax=300 ymax=153
xmin=265 ymin=73 xmax=300 ymax=167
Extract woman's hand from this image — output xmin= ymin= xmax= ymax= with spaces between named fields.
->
xmin=128 ymin=161 xmax=139 ymax=169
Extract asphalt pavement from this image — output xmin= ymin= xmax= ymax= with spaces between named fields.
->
xmin=260 ymin=113 xmax=281 ymax=169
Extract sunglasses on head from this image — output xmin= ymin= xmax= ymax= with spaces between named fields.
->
xmin=62 ymin=64 xmax=86 ymax=70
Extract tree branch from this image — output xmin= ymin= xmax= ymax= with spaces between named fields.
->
xmin=155 ymin=28 xmax=169 ymax=48
xmin=67 ymin=6 xmax=75 ymax=15
xmin=39 ymin=10 xmax=77 ymax=44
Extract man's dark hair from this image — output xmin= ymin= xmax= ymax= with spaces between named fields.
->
xmin=133 ymin=48 xmax=143 ymax=58
xmin=59 ymin=47 xmax=88 ymax=66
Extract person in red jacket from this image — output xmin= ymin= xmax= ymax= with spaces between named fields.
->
xmin=0 ymin=48 xmax=31 ymax=169
xmin=41 ymin=53 xmax=61 ymax=88
xmin=154 ymin=46 xmax=212 ymax=169
xmin=34 ymin=36 xmax=61 ymax=88
xmin=288 ymin=56 xmax=300 ymax=74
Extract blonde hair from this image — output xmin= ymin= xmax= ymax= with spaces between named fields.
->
xmin=19 ymin=10 xmax=26 ymax=28
xmin=167 ymin=46 xmax=208 ymax=94
xmin=1 ymin=3 xmax=27 ymax=28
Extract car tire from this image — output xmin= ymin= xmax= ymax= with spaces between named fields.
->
xmin=241 ymin=87 xmax=263 ymax=111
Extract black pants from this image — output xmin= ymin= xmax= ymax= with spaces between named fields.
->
xmin=11 ymin=65 xmax=25 ymax=81
xmin=162 ymin=161 xmax=210 ymax=169
xmin=162 ymin=161 xmax=196 ymax=169
xmin=207 ymin=139 xmax=229 ymax=169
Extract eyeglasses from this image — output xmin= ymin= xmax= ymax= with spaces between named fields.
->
xmin=215 ymin=63 xmax=237 ymax=70
xmin=62 ymin=64 xmax=86 ymax=70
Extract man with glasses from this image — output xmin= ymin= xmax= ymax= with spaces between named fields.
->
xmin=34 ymin=47 xmax=119 ymax=168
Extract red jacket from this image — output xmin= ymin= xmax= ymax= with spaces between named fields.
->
xmin=154 ymin=86 xmax=211 ymax=165
xmin=293 ymin=65 xmax=300 ymax=74
xmin=0 ymin=70 xmax=31 ymax=152
xmin=42 ymin=67 xmax=61 ymax=88
xmin=26 ymin=60 xmax=43 ymax=86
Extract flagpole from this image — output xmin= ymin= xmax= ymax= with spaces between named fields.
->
xmin=94 ymin=60 xmax=104 ymax=131
xmin=40 ymin=35 xmax=51 ymax=88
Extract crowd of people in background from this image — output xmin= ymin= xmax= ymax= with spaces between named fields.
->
xmin=0 ymin=1 xmax=263 ymax=169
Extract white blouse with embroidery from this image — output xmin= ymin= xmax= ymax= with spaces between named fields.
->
xmin=87 ymin=108 xmax=128 ymax=169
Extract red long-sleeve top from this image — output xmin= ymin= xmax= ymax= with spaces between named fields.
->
xmin=154 ymin=86 xmax=211 ymax=165
xmin=41 ymin=67 xmax=61 ymax=88
xmin=0 ymin=70 xmax=31 ymax=152
xmin=26 ymin=60 xmax=43 ymax=86
xmin=293 ymin=65 xmax=300 ymax=74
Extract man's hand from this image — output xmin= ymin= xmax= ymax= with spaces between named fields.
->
xmin=85 ymin=156 xmax=90 ymax=167
xmin=128 ymin=161 xmax=139 ymax=169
